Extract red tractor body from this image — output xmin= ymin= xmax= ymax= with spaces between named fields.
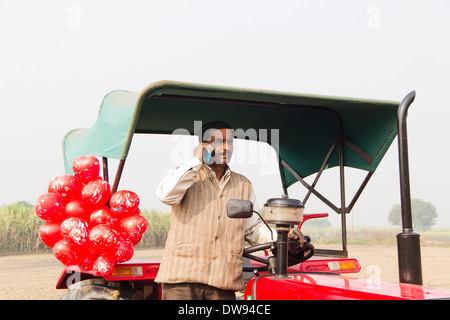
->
xmin=56 ymin=253 xmax=450 ymax=300
xmin=244 ymin=273 xmax=450 ymax=300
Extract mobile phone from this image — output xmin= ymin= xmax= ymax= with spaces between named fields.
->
xmin=204 ymin=147 xmax=214 ymax=162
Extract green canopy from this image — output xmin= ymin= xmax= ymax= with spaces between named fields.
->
xmin=63 ymin=80 xmax=399 ymax=189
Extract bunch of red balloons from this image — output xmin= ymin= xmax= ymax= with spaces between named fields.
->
xmin=35 ymin=155 xmax=148 ymax=277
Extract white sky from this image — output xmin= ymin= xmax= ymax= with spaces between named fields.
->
xmin=1 ymin=0 xmax=449 ymax=228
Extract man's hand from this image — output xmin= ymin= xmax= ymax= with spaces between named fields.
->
xmin=288 ymin=228 xmax=305 ymax=247
xmin=193 ymin=142 xmax=214 ymax=162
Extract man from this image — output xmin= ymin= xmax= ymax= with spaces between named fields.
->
xmin=155 ymin=121 xmax=303 ymax=300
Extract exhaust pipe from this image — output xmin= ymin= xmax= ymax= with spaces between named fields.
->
xmin=396 ymin=90 xmax=423 ymax=285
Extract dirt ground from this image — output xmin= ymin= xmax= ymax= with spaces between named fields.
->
xmin=1 ymin=245 xmax=450 ymax=300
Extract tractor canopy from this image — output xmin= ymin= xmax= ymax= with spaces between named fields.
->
xmin=63 ymin=80 xmax=399 ymax=190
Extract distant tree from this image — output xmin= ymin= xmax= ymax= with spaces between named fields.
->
xmin=388 ymin=198 xmax=437 ymax=231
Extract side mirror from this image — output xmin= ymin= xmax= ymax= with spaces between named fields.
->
xmin=227 ymin=199 xmax=253 ymax=219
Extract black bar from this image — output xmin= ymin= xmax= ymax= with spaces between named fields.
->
xmin=396 ymin=90 xmax=422 ymax=285
xmin=398 ymin=91 xmax=415 ymax=231
xmin=303 ymin=139 xmax=337 ymax=204
xmin=281 ymin=159 xmax=340 ymax=214
xmin=111 ymin=159 xmax=126 ymax=194
xmin=397 ymin=232 xmax=422 ymax=285
xmin=338 ymin=128 xmax=348 ymax=257
xmin=273 ymin=227 xmax=289 ymax=279
xmin=345 ymin=171 xmax=374 ymax=213
xmin=278 ymin=153 xmax=289 ymax=197
xmin=343 ymin=136 xmax=374 ymax=165
xmin=102 ymin=157 xmax=109 ymax=183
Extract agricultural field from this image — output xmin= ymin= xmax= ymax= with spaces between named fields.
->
xmin=2 ymin=245 xmax=450 ymax=300
xmin=0 ymin=202 xmax=170 ymax=256
xmin=2 ymin=202 xmax=450 ymax=299
xmin=3 ymin=202 xmax=450 ymax=257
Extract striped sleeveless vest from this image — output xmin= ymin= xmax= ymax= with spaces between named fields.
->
xmin=155 ymin=164 xmax=253 ymax=291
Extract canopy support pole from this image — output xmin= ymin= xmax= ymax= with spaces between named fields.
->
xmin=102 ymin=157 xmax=109 ymax=183
xmin=338 ymin=129 xmax=348 ymax=257
xmin=111 ymin=159 xmax=126 ymax=194
xmin=345 ymin=171 xmax=374 ymax=213
xmin=303 ymin=139 xmax=337 ymax=204
xmin=280 ymin=159 xmax=347 ymax=257
xmin=279 ymin=153 xmax=289 ymax=197
xmin=281 ymin=159 xmax=340 ymax=214
xmin=396 ymin=90 xmax=422 ymax=285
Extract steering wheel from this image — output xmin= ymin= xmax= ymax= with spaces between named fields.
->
xmin=242 ymin=240 xmax=315 ymax=273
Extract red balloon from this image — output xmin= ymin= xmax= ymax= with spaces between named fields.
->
xmin=110 ymin=190 xmax=140 ymax=216
xmin=72 ymin=155 xmax=100 ymax=183
xmin=121 ymin=215 xmax=148 ymax=243
xmin=92 ymin=254 xmax=115 ymax=277
xmin=48 ymin=174 xmax=82 ymax=201
xmin=90 ymin=207 xmax=118 ymax=228
xmin=130 ymin=235 xmax=142 ymax=246
xmin=60 ymin=217 xmax=89 ymax=247
xmin=39 ymin=221 xmax=62 ymax=248
xmin=78 ymin=253 xmax=98 ymax=272
xmin=89 ymin=224 xmax=118 ymax=251
xmin=118 ymin=207 xmax=140 ymax=219
xmin=64 ymin=199 xmax=89 ymax=220
xmin=35 ymin=192 xmax=65 ymax=221
xmin=53 ymin=239 xmax=79 ymax=266
xmin=113 ymin=237 xmax=134 ymax=262
xmin=131 ymin=207 xmax=140 ymax=216
xmin=81 ymin=179 xmax=111 ymax=209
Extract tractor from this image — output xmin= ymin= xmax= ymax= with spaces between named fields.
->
xmin=56 ymin=80 xmax=450 ymax=300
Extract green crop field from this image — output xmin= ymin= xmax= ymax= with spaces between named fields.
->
xmin=1 ymin=201 xmax=450 ymax=256
xmin=0 ymin=202 xmax=170 ymax=256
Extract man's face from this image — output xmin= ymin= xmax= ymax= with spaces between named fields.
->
xmin=205 ymin=128 xmax=234 ymax=165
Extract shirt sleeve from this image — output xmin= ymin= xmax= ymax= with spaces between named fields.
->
xmin=155 ymin=157 xmax=202 ymax=205
xmin=244 ymin=186 xmax=277 ymax=245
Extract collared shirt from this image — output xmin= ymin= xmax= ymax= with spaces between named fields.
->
xmin=156 ymin=157 xmax=275 ymax=245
